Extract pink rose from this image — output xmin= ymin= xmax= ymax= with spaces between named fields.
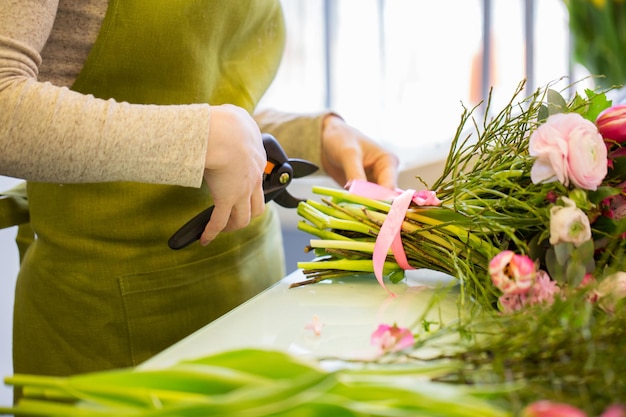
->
xmin=529 ymin=113 xmax=607 ymax=191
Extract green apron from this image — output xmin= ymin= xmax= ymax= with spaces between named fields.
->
xmin=13 ymin=0 xmax=286 ymax=377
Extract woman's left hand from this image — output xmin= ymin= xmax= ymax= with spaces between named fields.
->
xmin=321 ymin=115 xmax=399 ymax=189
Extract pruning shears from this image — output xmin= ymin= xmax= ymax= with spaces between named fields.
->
xmin=168 ymin=133 xmax=318 ymax=250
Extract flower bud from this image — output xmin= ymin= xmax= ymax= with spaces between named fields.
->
xmin=596 ymin=104 xmax=626 ymax=143
xmin=568 ymin=188 xmax=591 ymax=211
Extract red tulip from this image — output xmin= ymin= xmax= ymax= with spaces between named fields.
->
xmin=596 ymin=104 xmax=626 ymax=143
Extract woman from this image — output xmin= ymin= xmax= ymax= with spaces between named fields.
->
xmin=0 ymin=0 xmax=399 ymax=378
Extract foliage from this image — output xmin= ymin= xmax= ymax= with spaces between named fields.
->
xmin=0 ymin=349 xmax=510 ymax=417
xmin=566 ymin=0 xmax=626 ymax=89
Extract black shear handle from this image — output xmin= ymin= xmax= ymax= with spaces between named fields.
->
xmin=167 ymin=206 xmax=216 ymax=250
xmin=168 ymin=190 xmax=279 ymax=250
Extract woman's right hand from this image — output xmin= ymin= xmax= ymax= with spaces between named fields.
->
xmin=201 ymin=104 xmax=266 ymax=245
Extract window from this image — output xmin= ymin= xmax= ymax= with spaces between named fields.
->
xmin=259 ymin=0 xmax=585 ymax=167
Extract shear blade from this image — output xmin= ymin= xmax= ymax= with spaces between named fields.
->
xmin=272 ymin=190 xmax=303 ymax=208
xmin=289 ymin=159 xmax=319 ymax=178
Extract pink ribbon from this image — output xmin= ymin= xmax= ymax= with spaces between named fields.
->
xmin=347 ymin=180 xmax=442 ymax=296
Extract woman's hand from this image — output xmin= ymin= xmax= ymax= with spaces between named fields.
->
xmin=202 ymin=104 xmax=266 ymax=245
xmin=321 ymin=115 xmax=399 ymax=189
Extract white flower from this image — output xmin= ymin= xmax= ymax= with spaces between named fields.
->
xmin=549 ymin=197 xmax=591 ymax=247
xmin=596 ymin=272 xmax=626 ymax=314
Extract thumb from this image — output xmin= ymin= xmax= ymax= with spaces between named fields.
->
xmin=339 ymin=151 xmax=367 ymax=185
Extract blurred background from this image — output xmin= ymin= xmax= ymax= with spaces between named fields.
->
xmin=1 ymin=0 xmax=620 ymax=406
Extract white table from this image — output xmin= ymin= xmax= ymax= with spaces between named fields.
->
xmin=142 ymin=269 xmax=459 ymax=370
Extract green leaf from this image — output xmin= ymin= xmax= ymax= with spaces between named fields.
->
xmin=545 ymin=247 xmax=564 ymax=284
xmin=547 ymin=89 xmax=568 ymax=114
xmin=537 ymin=103 xmax=549 ymax=122
xmin=566 ymin=260 xmax=586 ymax=288
xmin=615 ymin=216 xmax=626 ymax=236
xmin=184 ymin=349 xmax=322 ymax=380
xmin=576 ymin=239 xmax=596 ymax=268
xmin=608 ymin=156 xmax=626 ymax=182
xmin=582 ymin=88 xmax=612 ymax=121
xmin=592 ymin=215 xmax=617 ymax=235
xmin=587 ymin=186 xmax=620 ymax=205
xmin=71 ymin=365 xmax=265 ymax=395
xmin=388 ymin=268 xmax=406 ymax=283
xmin=554 ymin=242 xmax=574 ymax=265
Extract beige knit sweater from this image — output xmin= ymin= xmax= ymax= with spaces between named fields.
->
xmin=0 ymin=0 xmax=324 ymax=188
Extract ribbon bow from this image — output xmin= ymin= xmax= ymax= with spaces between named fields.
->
xmin=347 ymin=180 xmax=442 ymax=296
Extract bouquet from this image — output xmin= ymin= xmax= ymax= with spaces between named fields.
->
xmin=296 ymin=80 xmax=626 ymax=303
xmin=293 ymin=79 xmax=626 ymax=413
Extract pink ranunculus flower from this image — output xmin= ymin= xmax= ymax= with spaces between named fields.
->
xmin=549 ymin=197 xmax=591 ymax=247
xmin=489 ymin=250 xmax=536 ymax=295
xmin=498 ymin=293 xmax=524 ymax=313
xmin=526 ymin=270 xmax=560 ymax=305
xmin=522 ymin=400 xmax=587 ymax=417
xmin=529 ymin=112 xmax=607 ymax=191
xmin=370 ymin=323 xmax=415 ymax=354
xmin=498 ymin=270 xmax=560 ymax=313
xmin=597 ymin=104 xmax=626 ymax=144
xmin=596 ymin=271 xmax=626 ymax=314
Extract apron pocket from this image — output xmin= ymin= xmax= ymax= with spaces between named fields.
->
xmin=118 ymin=226 xmax=284 ymax=366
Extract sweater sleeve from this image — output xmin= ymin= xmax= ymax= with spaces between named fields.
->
xmin=254 ymin=108 xmax=337 ymax=176
xmin=0 ymin=0 xmax=210 ymax=188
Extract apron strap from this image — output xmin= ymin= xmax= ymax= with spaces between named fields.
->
xmin=0 ymin=182 xmax=33 ymax=262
